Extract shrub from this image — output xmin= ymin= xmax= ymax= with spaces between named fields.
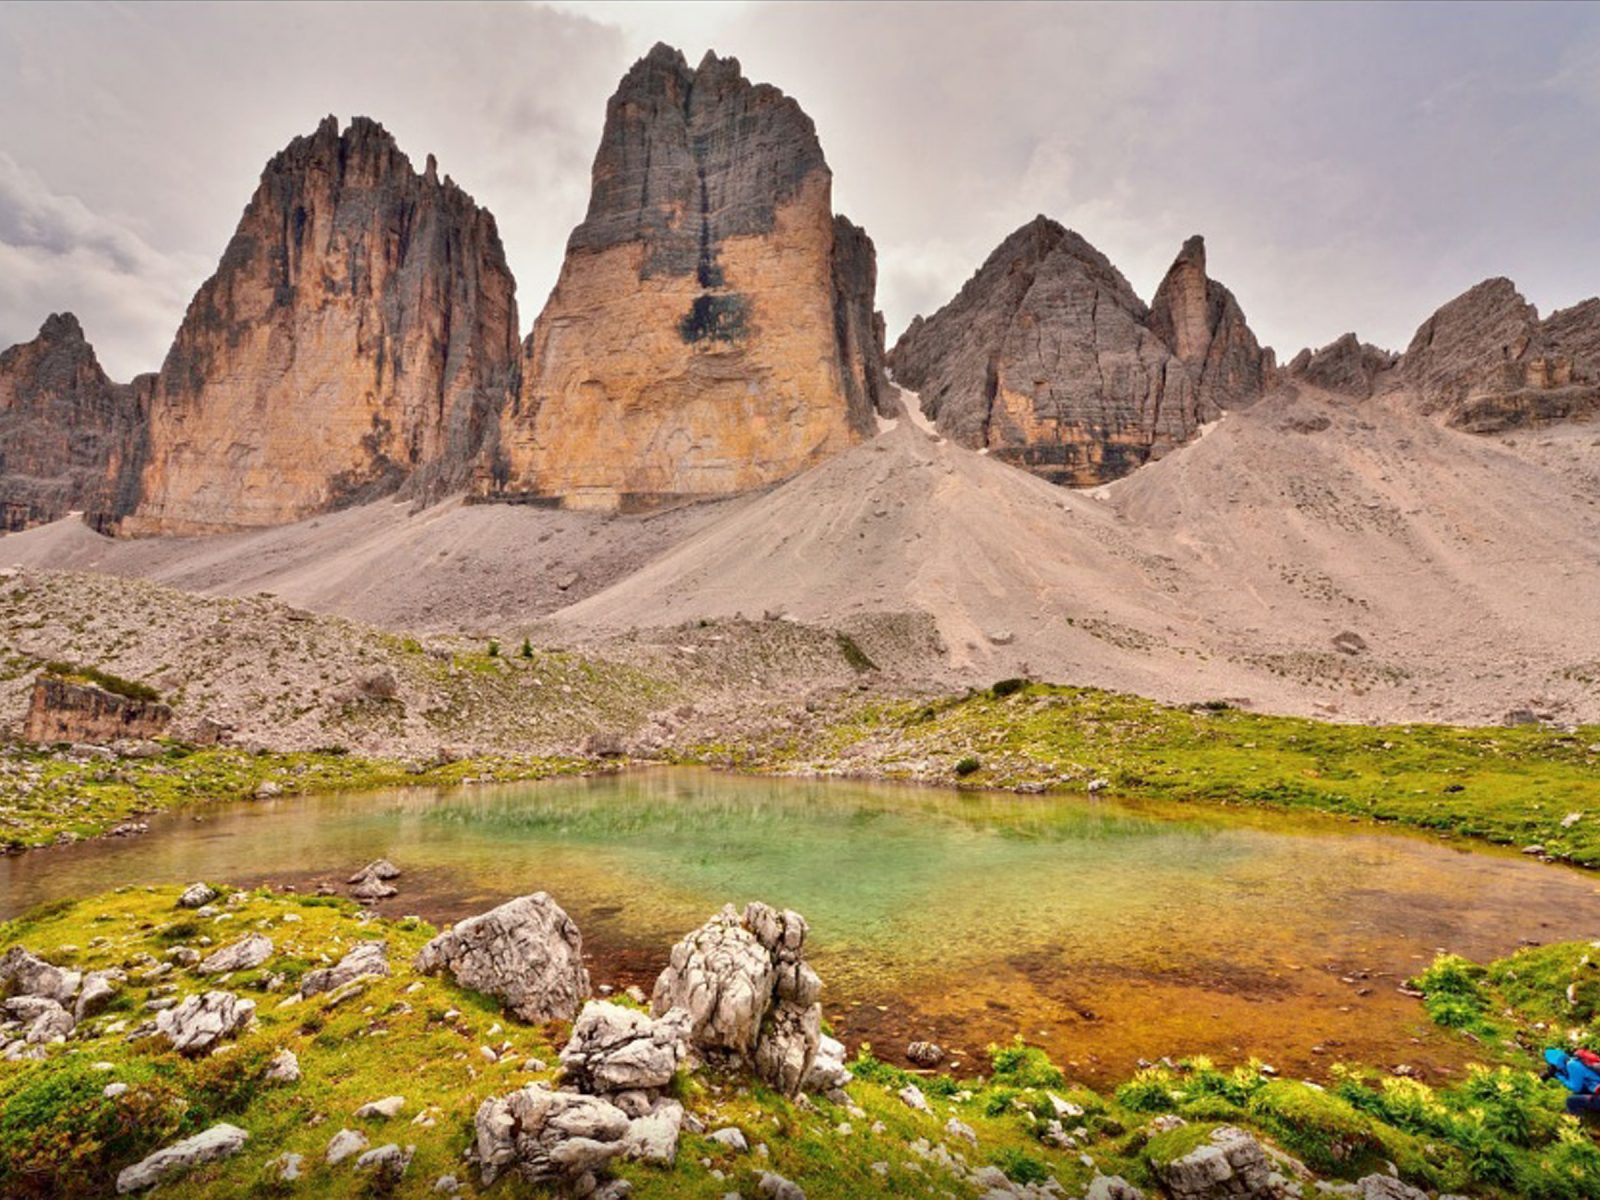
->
xmin=954 ymin=757 xmax=981 ymax=777
xmin=835 ymin=632 xmax=878 ymax=673
xmin=991 ymin=677 xmax=1027 ymax=698
xmin=520 ymin=638 xmax=533 ymax=659
xmin=41 ymin=660 xmax=161 ymax=702
xmin=990 ymin=1147 xmax=1051 ymax=1184
xmin=989 ymin=1037 xmax=1065 ymax=1088
xmin=487 ymin=639 xmax=500 ymax=658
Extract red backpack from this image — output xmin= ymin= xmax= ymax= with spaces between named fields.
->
xmin=1576 ymin=1048 xmax=1600 ymax=1070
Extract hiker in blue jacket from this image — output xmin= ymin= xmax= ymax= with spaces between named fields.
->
xmin=1543 ymin=1048 xmax=1600 ymax=1115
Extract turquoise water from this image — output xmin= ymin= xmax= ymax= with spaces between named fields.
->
xmin=3 ymin=768 xmax=1595 ymax=1080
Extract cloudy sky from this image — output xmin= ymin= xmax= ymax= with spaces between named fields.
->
xmin=1 ymin=1 xmax=1596 ymax=379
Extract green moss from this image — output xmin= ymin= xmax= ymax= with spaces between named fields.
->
xmin=1143 ymin=1120 xmax=1221 ymax=1165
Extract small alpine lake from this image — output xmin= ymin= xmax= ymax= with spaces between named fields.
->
xmin=3 ymin=767 xmax=1595 ymax=1084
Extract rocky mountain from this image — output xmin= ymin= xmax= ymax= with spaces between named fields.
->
xmin=1147 ymin=235 xmax=1273 ymax=412
xmin=115 ymin=116 xmax=519 ymax=536
xmin=0 ymin=313 xmax=149 ymax=533
xmin=1286 ymin=333 xmax=1397 ymax=399
xmin=483 ymin=44 xmax=891 ymax=512
xmin=1401 ymin=277 xmax=1600 ymax=431
xmin=888 ymin=219 xmax=1270 ymax=487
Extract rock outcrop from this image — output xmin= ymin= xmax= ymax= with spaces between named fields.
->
xmin=1401 ymin=278 xmax=1600 ymax=431
xmin=889 ymin=220 xmax=1269 ymax=486
xmin=154 ymin=990 xmax=255 ymax=1056
xmin=414 ymin=892 xmax=590 ymax=1022
xmin=115 ymin=1123 xmax=249 ymax=1194
xmin=650 ymin=901 xmax=822 ymax=1096
xmin=299 ymin=940 xmax=389 ymax=997
xmin=483 ymin=43 xmax=892 ymax=512
xmin=21 ymin=675 xmax=171 ymax=744
xmin=560 ymin=1001 xmax=692 ymax=1095
xmin=117 ymin=116 xmax=519 ymax=535
xmin=1286 ymin=333 xmax=1396 ymax=399
xmin=1152 ymin=1126 xmax=1294 ymax=1199
xmin=1148 ymin=235 xmax=1272 ymax=413
xmin=0 ymin=313 xmax=148 ymax=532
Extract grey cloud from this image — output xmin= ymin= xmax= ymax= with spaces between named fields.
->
xmin=0 ymin=1 xmax=1595 ymax=377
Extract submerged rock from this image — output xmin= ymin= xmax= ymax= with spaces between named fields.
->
xmin=115 ymin=1123 xmax=248 ymax=1193
xmin=414 ymin=893 xmax=590 ymax=1022
xmin=650 ymin=901 xmax=822 ymax=1096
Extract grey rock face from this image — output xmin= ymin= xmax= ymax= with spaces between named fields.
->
xmin=1153 ymin=1126 xmax=1293 ymax=1199
xmin=177 ymin=882 xmax=218 ymax=909
xmin=568 ymin=43 xmax=827 ymax=277
xmin=0 ymin=312 xmax=149 ymax=533
xmin=4 ymin=995 xmax=75 ymax=1043
xmin=1085 ymin=1176 xmax=1145 ymax=1200
xmin=650 ymin=901 xmax=823 ymax=1096
xmin=75 ymin=969 xmax=121 ymax=1021
xmin=326 ymin=1128 xmax=369 ymax=1165
xmin=758 ymin=1172 xmax=807 ymax=1200
xmin=115 ymin=1122 xmax=248 ymax=1193
xmin=198 ymin=934 xmax=273 ymax=974
xmin=804 ymin=1034 xmax=851 ymax=1092
xmin=265 ymin=1047 xmax=301 ymax=1082
xmin=473 ymin=1084 xmax=632 ymax=1185
xmin=560 ymin=1000 xmax=692 ymax=1094
xmin=414 ymin=893 xmax=590 ymax=1022
xmin=301 ymin=941 xmax=390 ymax=997
xmin=1401 ymin=277 xmax=1600 ymax=431
xmin=1148 ymin=235 xmax=1272 ymax=413
xmin=890 ymin=218 xmax=1262 ymax=486
xmin=0 ymin=945 xmax=82 ymax=1004
xmin=1286 ymin=333 xmax=1396 ymax=399
xmin=1356 ymin=1176 xmax=1429 ymax=1200
xmin=155 ymin=990 xmax=255 ymax=1056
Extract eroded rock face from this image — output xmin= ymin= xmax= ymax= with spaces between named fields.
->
xmin=650 ymin=901 xmax=822 ymax=1096
xmin=484 ymin=43 xmax=891 ymax=512
xmin=1153 ymin=1126 xmax=1293 ymax=1199
xmin=1148 ymin=235 xmax=1272 ymax=413
xmin=21 ymin=676 xmax=171 ymax=745
xmin=155 ymin=990 xmax=255 ymax=1056
xmin=300 ymin=940 xmax=389 ymax=997
xmin=118 ymin=116 xmax=519 ymax=535
xmin=889 ymin=220 xmax=1267 ymax=486
xmin=115 ymin=1123 xmax=248 ymax=1194
xmin=1401 ymin=277 xmax=1600 ymax=431
xmin=413 ymin=892 xmax=589 ymax=1022
xmin=473 ymin=1083 xmax=632 ymax=1186
xmin=560 ymin=1001 xmax=691 ymax=1094
xmin=0 ymin=313 xmax=148 ymax=533
xmin=1286 ymin=333 xmax=1397 ymax=399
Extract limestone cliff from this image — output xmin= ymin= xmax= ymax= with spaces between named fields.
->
xmin=485 ymin=44 xmax=891 ymax=511
xmin=1148 ymin=235 xmax=1272 ymax=413
xmin=0 ymin=314 xmax=148 ymax=533
xmin=1286 ymin=333 xmax=1397 ymax=399
xmin=1401 ymin=278 xmax=1600 ymax=432
xmin=889 ymin=219 xmax=1269 ymax=486
xmin=118 ymin=117 xmax=519 ymax=536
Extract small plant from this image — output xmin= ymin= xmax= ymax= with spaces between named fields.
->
xmin=990 ymin=1147 xmax=1051 ymax=1185
xmin=990 ymin=677 xmax=1027 ymax=698
xmin=487 ymin=639 xmax=500 ymax=658
xmin=520 ymin=638 xmax=533 ymax=659
xmin=954 ymin=756 xmax=981 ymax=777
xmin=990 ymin=1037 xmax=1065 ymax=1088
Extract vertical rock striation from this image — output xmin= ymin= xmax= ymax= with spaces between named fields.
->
xmin=1400 ymin=278 xmax=1600 ymax=431
xmin=0 ymin=314 xmax=148 ymax=532
xmin=484 ymin=44 xmax=892 ymax=512
xmin=1147 ymin=234 xmax=1272 ymax=413
xmin=889 ymin=220 xmax=1267 ymax=486
xmin=117 ymin=116 xmax=519 ymax=535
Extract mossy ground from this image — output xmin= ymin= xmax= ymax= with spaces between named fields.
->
xmin=0 ymin=745 xmax=599 ymax=851
xmin=2 ymin=889 xmax=1597 ymax=1198
xmin=711 ymin=683 xmax=1600 ymax=865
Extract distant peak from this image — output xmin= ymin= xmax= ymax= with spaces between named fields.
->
xmin=39 ymin=311 xmax=85 ymax=342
